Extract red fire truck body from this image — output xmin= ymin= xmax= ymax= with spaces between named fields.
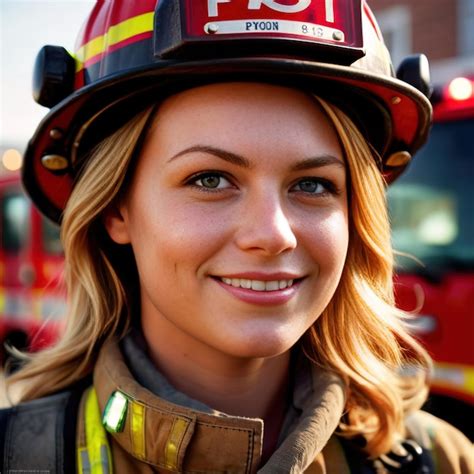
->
xmin=390 ymin=77 xmax=474 ymax=437
xmin=0 ymin=173 xmax=65 ymax=363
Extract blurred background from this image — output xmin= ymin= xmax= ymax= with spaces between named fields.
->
xmin=0 ymin=0 xmax=473 ymax=438
xmin=371 ymin=0 xmax=474 ymax=440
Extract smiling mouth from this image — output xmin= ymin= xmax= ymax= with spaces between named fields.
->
xmin=218 ymin=277 xmax=297 ymax=292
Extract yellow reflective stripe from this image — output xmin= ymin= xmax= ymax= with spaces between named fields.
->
xmin=466 ymin=369 xmax=474 ymax=395
xmin=130 ymin=400 xmax=146 ymax=459
xmin=83 ymin=387 xmax=113 ymax=474
xmin=164 ymin=418 xmax=189 ymax=470
xmin=432 ymin=362 xmax=474 ymax=396
xmin=75 ymin=12 xmax=154 ymax=70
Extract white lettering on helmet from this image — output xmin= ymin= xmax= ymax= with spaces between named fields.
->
xmin=325 ymin=0 xmax=334 ymax=22
xmin=208 ymin=0 xmax=232 ymax=17
xmin=248 ymin=0 xmax=311 ymax=14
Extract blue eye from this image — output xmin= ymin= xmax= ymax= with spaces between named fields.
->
xmin=191 ymin=172 xmax=232 ymax=190
xmin=293 ymin=178 xmax=328 ymax=194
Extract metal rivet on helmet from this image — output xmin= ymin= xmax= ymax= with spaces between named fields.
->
xmin=41 ymin=154 xmax=69 ymax=172
xmin=49 ymin=128 xmax=64 ymax=140
xmin=386 ymin=151 xmax=412 ymax=167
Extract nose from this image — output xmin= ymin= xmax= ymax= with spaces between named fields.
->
xmin=235 ymin=191 xmax=297 ymax=256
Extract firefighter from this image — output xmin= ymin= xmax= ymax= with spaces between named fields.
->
xmin=2 ymin=1 xmax=472 ymax=472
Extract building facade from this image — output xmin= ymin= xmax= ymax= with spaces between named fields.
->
xmin=370 ymin=0 xmax=474 ymax=84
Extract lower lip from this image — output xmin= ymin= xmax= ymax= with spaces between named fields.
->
xmin=213 ymin=278 xmax=302 ymax=306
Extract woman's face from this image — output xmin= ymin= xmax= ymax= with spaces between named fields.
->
xmin=106 ymin=83 xmax=349 ymax=360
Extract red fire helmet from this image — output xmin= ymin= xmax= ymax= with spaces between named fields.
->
xmin=23 ymin=0 xmax=432 ymax=223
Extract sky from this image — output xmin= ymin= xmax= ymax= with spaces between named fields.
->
xmin=0 ymin=0 xmax=94 ymax=147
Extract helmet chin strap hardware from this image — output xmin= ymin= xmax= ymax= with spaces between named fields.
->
xmin=385 ymin=151 xmax=412 ymax=168
xmin=41 ymin=154 xmax=70 ymax=173
xmin=33 ymin=45 xmax=76 ymax=108
xmin=396 ymin=54 xmax=432 ymax=98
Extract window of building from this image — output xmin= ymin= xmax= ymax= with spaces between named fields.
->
xmin=376 ymin=6 xmax=412 ymax=69
xmin=459 ymin=0 xmax=474 ymax=56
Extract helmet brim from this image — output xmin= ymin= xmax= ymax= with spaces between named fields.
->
xmin=23 ymin=57 xmax=432 ymax=223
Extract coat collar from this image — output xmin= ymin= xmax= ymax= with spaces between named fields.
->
xmin=93 ymin=337 xmax=345 ymax=473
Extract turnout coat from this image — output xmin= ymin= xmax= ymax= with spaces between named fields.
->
xmin=1 ymin=332 xmax=472 ymax=473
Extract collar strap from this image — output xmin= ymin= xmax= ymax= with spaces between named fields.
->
xmin=94 ymin=339 xmax=263 ymax=472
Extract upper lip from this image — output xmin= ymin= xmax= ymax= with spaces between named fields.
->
xmin=212 ymin=272 xmax=304 ymax=280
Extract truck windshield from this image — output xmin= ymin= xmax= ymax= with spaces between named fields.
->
xmin=388 ymin=118 xmax=474 ymax=271
xmin=1 ymin=192 xmax=30 ymax=253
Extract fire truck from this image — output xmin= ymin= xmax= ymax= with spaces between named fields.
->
xmin=388 ymin=77 xmax=474 ymax=439
xmin=0 ymin=172 xmax=66 ymax=367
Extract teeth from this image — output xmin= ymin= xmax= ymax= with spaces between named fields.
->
xmin=251 ymin=280 xmax=265 ymax=291
xmin=265 ymin=281 xmax=279 ymax=291
xmin=220 ymin=277 xmax=295 ymax=291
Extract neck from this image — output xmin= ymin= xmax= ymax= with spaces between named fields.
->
xmin=146 ymin=335 xmax=291 ymax=464
xmin=144 ymin=325 xmax=291 ymax=419
xmin=141 ymin=316 xmax=292 ymax=462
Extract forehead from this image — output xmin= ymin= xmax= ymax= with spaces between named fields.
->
xmin=142 ymin=82 xmax=343 ymax=162
xmin=158 ymin=82 xmax=327 ymax=121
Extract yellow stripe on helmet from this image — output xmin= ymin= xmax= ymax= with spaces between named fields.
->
xmin=75 ymin=12 xmax=154 ymax=72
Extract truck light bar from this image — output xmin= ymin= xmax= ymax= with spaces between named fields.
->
xmin=447 ymin=77 xmax=474 ymax=102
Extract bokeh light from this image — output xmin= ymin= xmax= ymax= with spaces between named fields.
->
xmin=2 ymin=149 xmax=23 ymax=171
xmin=448 ymin=77 xmax=473 ymax=101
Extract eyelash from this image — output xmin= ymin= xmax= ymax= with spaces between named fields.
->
xmin=186 ymin=171 xmax=234 ymax=193
xmin=186 ymin=172 xmax=339 ymax=196
xmin=291 ymin=177 xmax=339 ymax=196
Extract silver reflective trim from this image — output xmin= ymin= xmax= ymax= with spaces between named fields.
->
xmin=101 ymin=444 xmax=111 ymax=474
xmin=203 ymin=19 xmax=345 ymax=42
xmin=81 ymin=450 xmax=91 ymax=474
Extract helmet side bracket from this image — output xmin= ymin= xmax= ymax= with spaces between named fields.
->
xmin=33 ymin=45 xmax=76 ymax=109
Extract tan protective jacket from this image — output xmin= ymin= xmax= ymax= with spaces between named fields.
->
xmin=76 ymin=338 xmax=473 ymax=473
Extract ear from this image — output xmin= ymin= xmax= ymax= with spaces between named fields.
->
xmin=103 ymin=203 xmax=131 ymax=244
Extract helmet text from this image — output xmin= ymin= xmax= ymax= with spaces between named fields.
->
xmin=207 ymin=0 xmax=334 ymax=23
xmin=248 ymin=0 xmax=311 ymax=13
xmin=208 ymin=0 xmax=312 ymax=17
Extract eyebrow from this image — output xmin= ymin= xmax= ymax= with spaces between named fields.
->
xmin=167 ymin=145 xmax=344 ymax=171
xmin=168 ymin=145 xmax=251 ymax=168
xmin=291 ymin=155 xmax=345 ymax=171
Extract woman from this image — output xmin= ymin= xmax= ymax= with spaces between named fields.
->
xmin=3 ymin=1 xmax=472 ymax=472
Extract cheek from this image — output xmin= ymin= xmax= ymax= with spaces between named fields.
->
xmin=303 ymin=209 xmax=349 ymax=274
xmin=127 ymin=198 xmax=232 ymax=276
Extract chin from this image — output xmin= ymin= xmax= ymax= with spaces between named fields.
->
xmin=215 ymin=328 xmax=300 ymax=359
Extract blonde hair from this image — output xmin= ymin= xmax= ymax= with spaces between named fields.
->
xmin=8 ymin=93 xmax=430 ymax=457
xmin=7 ymin=107 xmax=156 ymax=398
